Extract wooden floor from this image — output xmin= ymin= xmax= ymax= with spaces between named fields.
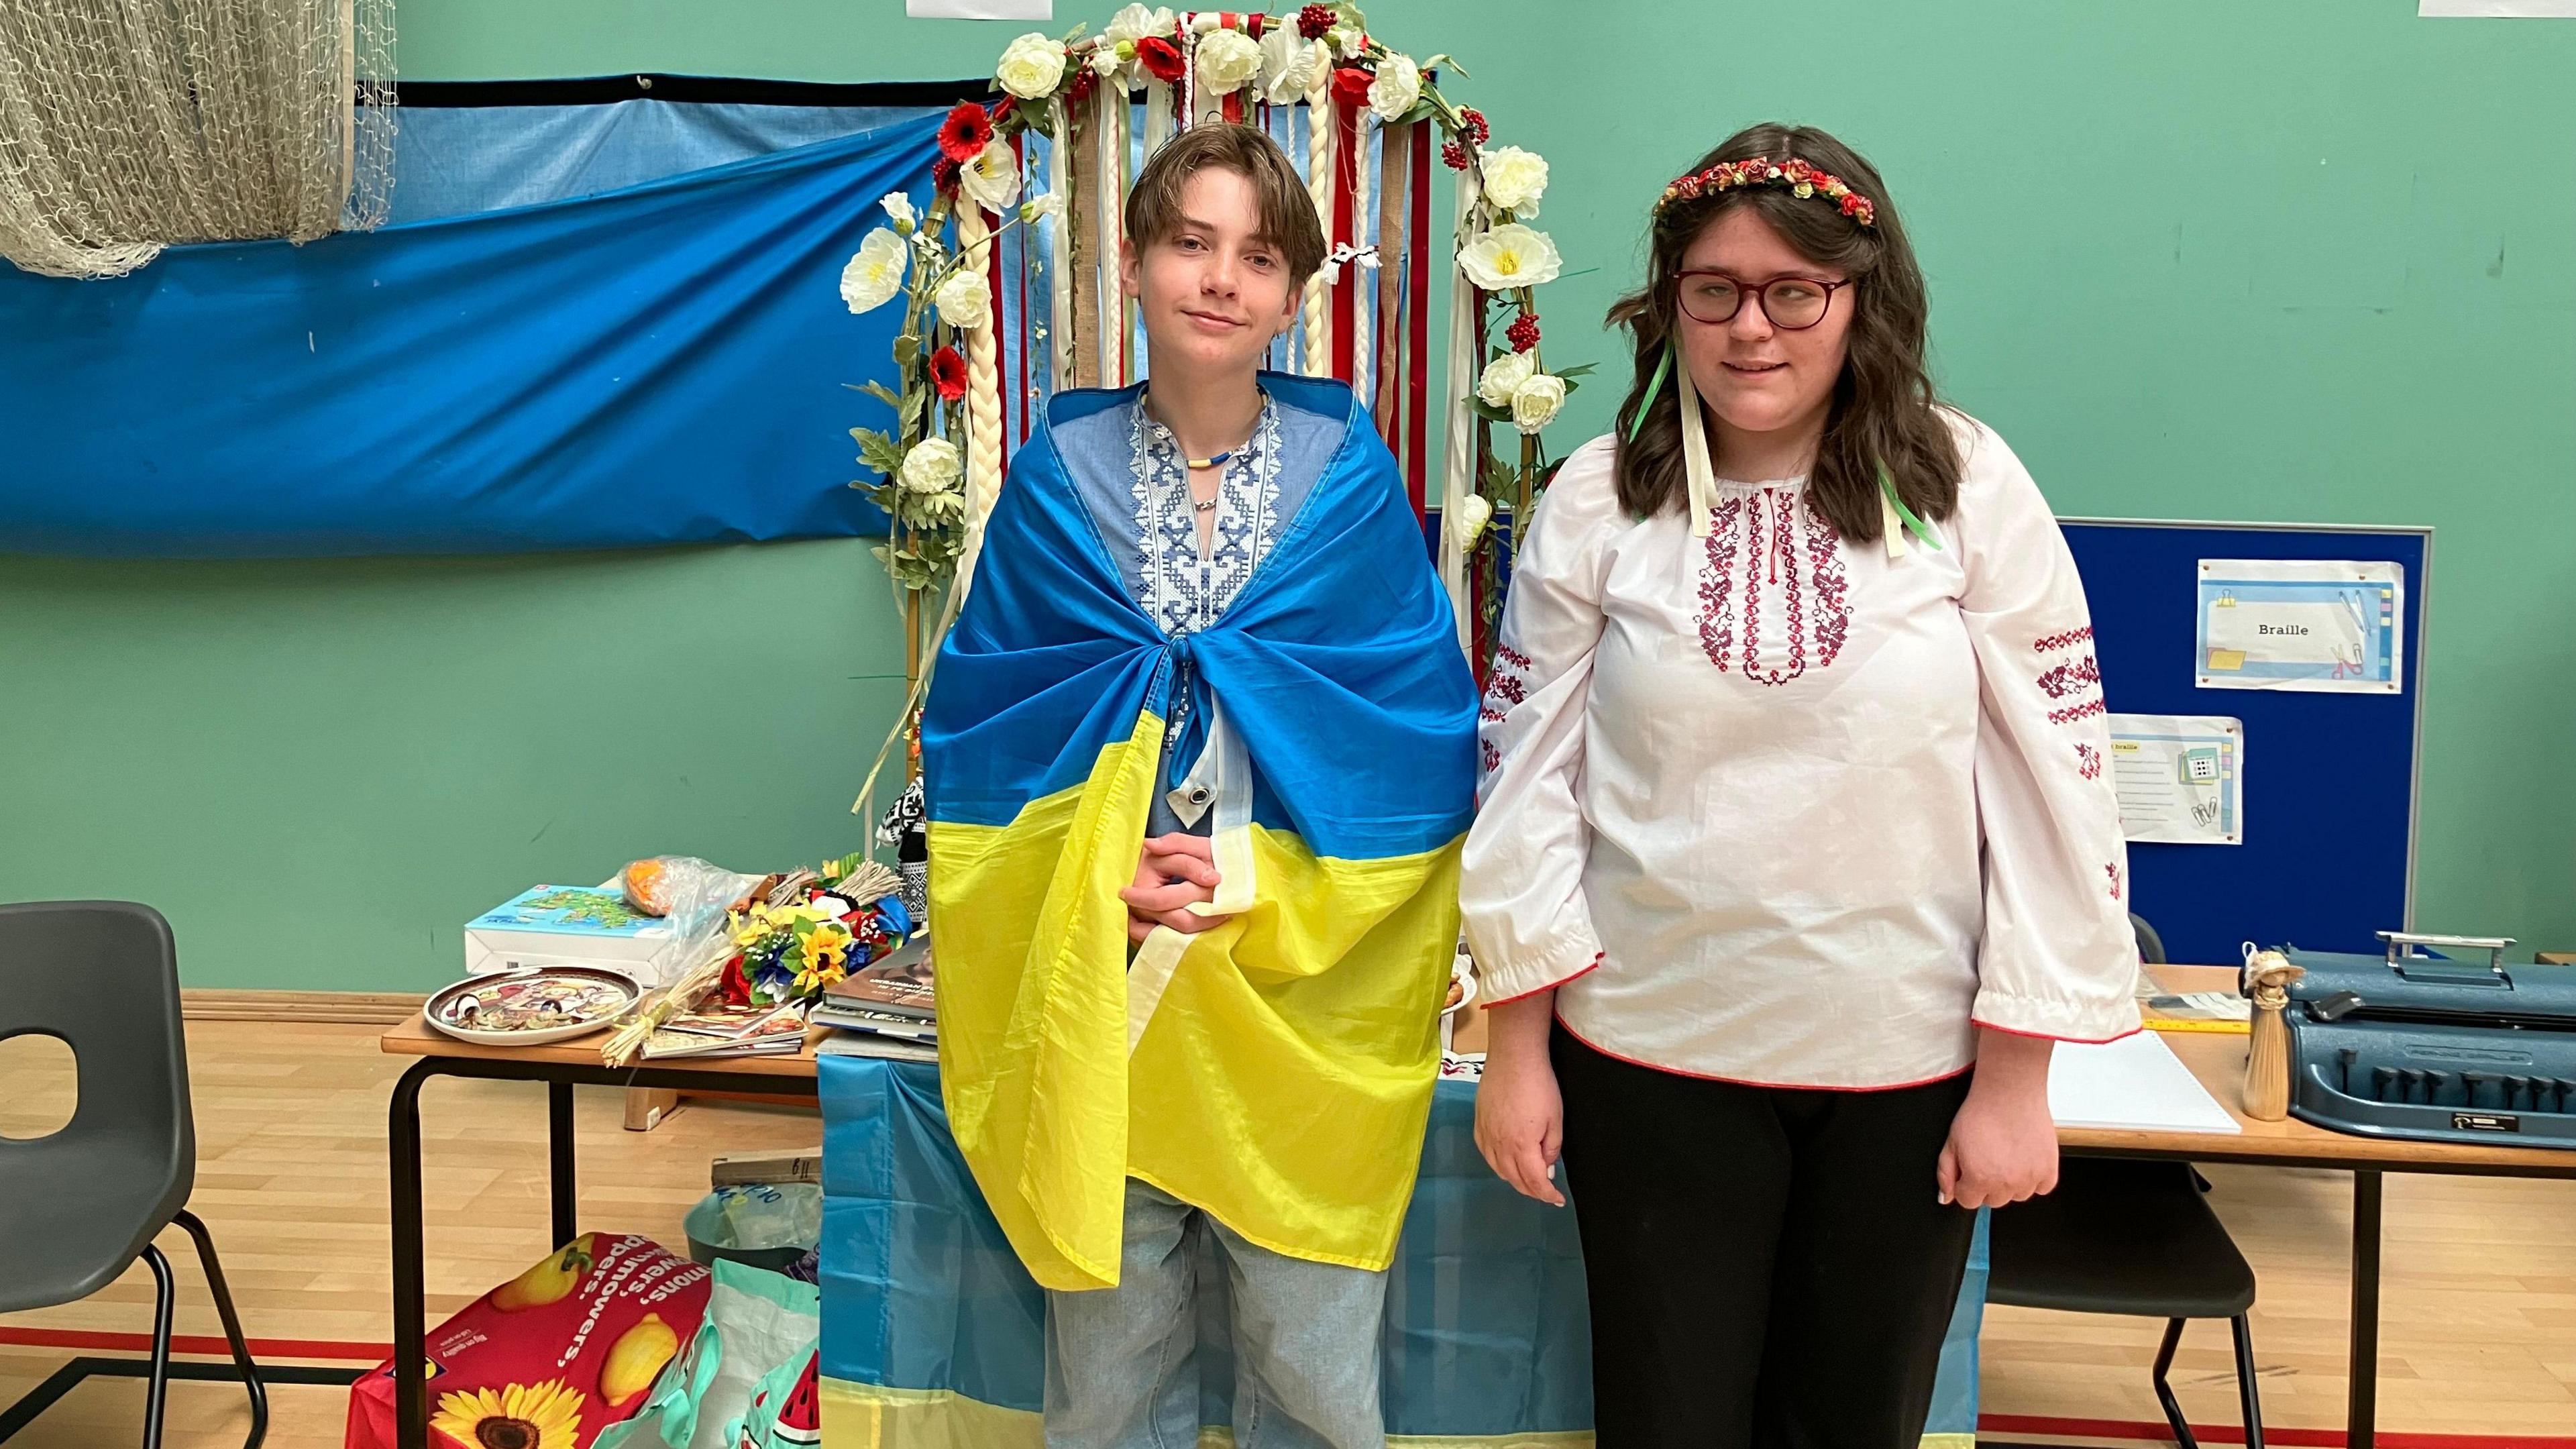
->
xmin=3 ymin=1021 xmax=2572 ymax=1448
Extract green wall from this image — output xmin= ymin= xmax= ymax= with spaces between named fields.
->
xmin=6 ymin=1 xmax=2572 ymax=988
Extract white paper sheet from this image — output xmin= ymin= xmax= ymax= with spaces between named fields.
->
xmin=2049 ymin=1031 xmax=2242 ymax=1134
xmin=2108 ymin=712 xmax=2245 ymax=845
xmin=2196 ymin=558 xmax=2404 ymax=694
xmin=2420 ymin=1 xmax=2576 ymax=15
xmin=908 ymin=0 xmax=1052 ymax=15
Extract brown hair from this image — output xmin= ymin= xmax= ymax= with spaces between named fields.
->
xmin=1607 ymin=123 xmax=1959 ymax=540
xmin=1124 ymin=123 xmax=1328 ymax=292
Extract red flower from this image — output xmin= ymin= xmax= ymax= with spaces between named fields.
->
xmin=1839 ymin=194 xmax=1864 ymax=217
xmin=937 ymin=101 xmax=994 ymax=163
xmin=1331 ymin=66 xmax=1374 ymax=106
xmin=1440 ymin=140 xmax=1471 ymax=171
xmin=931 ymin=156 xmax=961 ymax=194
xmin=1506 ymin=313 xmax=1541 ymax=354
xmin=929 ymin=345 xmax=969 ymax=402
xmin=1297 ymin=3 xmax=1336 ymax=40
xmin=1135 ymin=35 xmax=1186 ymax=84
xmin=1459 ymin=108 xmax=1489 ymax=145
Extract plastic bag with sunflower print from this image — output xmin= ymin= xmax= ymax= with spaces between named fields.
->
xmin=343 ymin=1233 xmax=712 ymax=1449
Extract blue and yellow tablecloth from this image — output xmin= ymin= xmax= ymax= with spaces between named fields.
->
xmin=817 ymin=1056 xmax=1984 ymax=1447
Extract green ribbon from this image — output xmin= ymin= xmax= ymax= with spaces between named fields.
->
xmin=1625 ymin=341 xmax=1674 ymax=442
xmin=1879 ymin=463 xmax=1943 ymax=551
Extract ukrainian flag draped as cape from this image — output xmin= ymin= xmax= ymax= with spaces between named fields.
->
xmin=922 ymin=375 xmax=1478 ymax=1292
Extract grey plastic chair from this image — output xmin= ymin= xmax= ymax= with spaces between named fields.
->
xmin=1985 ymin=912 xmax=2265 ymax=1449
xmin=0 ymin=901 xmax=267 ymax=1449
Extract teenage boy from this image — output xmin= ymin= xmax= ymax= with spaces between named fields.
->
xmin=921 ymin=123 xmax=1479 ymax=1449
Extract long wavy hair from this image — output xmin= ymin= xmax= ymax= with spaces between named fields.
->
xmin=1607 ymin=123 xmax=1959 ymax=540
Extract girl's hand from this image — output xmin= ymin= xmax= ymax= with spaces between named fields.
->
xmin=1474 ymin=994 xmax=1568 ymax=1207
xmin=1938 ymin=1028 xmax=2061 ymax=1209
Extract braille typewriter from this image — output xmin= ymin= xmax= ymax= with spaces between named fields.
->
xmin=2281 ymin=932 xmax=2576 ymax=1149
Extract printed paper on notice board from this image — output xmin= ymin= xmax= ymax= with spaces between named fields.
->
xmin=2420 ymin=1 xmax=2576 ymax=16
xmin=2196 ymin=559 xmax=2403 ymax=694
xmin=2108 ymin=714 xmax=2244 ymax=846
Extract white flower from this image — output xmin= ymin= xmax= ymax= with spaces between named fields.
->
xmin=995 ymin=32 xmax=1067 ymax=100
xmin=1476 ymin=350 xmax=1536 ymax=409
xmin=1019 ymin=193 xmax=1065 ymax=224
xmin=1367 ymin=53 xmax=1420 ymax=123
xmin=839 ymin=229 xmax=908 ymax=314
xmin=1195 ymin=28 xmax=1263 ymax=95
xmin=899 ymin=437 xmax=964 ymax=495
xmin=1454 ymin=493 xmax=1493 ymax=546
xmin=1478 ymin=146 xmax=1549 ymax=217
xmin=1105 ymin=3 xmax=1175 ymax=46
xmin=1258 ymin=26 xmax=1321 ymax=104
xmin=1326 ymin=25 xmax=1364 ymax=60
xmin=878 ymin=191 xmax=917 ymax=234
xmin=1089 ymin=45 xmax=1124 ymax=76
xmin=933 ymin=268 xmax=992 ymax=331
xmin=958 ymin=138 xmax=1022 ymax=213
xmin=1457 ymin=223 xmax=1562 ymax=291
xmin=1511 ymin=372 xmax=1568 ymax=435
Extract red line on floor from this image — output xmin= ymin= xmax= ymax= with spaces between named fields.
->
xmin=0 ymin=1327 xmax=387 ymax=1362
xmin=1982 ymin=1412 xmax=2576 ymax=1449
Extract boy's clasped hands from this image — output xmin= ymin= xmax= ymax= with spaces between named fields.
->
xmin=1123 ymin=835 xmax=1232 ymax=944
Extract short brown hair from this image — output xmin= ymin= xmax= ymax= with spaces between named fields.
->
xmin=1124 ymin=123 xmax=1327 ymax=291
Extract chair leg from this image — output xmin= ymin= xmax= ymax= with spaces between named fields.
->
xmin=2150 ymin=1318 xmax=2200 ymax=1449
xmin=2231 ymin=1314 xmax=2266 ymax=1449
xmin=140 ymin=1244 xmax=175 ymax=1449
xmin=176 ymin=1209 xmax=270 ymax=1449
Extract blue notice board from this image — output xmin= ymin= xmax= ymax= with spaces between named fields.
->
xmin=2058 ymin=520 xmax=2430 ymax=967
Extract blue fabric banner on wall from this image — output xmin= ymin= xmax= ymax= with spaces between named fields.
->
xmin=0 ymin=113 xmax=939 ymax=557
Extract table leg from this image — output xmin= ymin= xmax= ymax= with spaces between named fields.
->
xmin=2348 ymin=1168 xmax=2384 ymax=1449
xmin=388 ymin=1060 xmax=435 ymax=1449
xmin=549 ymin=1081 xmax=578 ymax=1250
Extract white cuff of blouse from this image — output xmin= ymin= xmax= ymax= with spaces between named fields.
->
xmin=1472 ymin=930 xmax=1606 ymax=1010
xmin=1970 ymin=985 xmax=2143 ymax=1046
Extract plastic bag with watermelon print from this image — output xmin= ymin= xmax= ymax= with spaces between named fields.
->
xmin=343 ymin=1233 xmax=712 ymax=1449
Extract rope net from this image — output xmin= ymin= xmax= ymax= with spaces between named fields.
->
xmin=0 ymin=0 xmax=396 ymax=279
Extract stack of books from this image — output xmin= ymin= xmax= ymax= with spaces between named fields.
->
xmin=812 ymin=937 xmax=937 ymax=1063
xmin=639 ymin=999 xmax=811 ymax=1060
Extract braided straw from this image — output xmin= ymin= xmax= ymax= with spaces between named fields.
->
xmin=958 ymin=202 xmax=1006 ymax=525
xmin=1299 ymin=65 xmax=1335 ymax=377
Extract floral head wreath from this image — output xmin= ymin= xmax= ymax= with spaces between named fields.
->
xmin=1654 ymin=156 xmax=1876 ymax=228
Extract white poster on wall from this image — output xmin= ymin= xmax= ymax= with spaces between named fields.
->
xmin=908 ymin=0 xmax=1053 ymax=16
xmin=2420 ymin=1 xmax=2576 ymax=15
xmin=2107 ymin=713 xmax=2245 ymax=846
xmin=2195 ymin=558 xmax=2404 ymax=694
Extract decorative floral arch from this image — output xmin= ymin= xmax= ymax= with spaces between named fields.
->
xmin=843 ymin=3 xmax=1578 ymax=806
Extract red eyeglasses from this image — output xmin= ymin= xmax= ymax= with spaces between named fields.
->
xmin=1674 ymin=270 xmax=1849 ymax=330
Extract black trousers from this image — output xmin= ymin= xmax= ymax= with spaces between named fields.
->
xmin=1552 ymin=1024 xmax=1980 ymax=1449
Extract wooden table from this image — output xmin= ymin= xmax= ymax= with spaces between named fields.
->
xmin=377 ymin=1016 xmax=823 ymax=1449
xmin=2059 ymin=967 xmax=2576 ymax=1449
xmin=378 ymin=975 xmax=2576 ymax=1449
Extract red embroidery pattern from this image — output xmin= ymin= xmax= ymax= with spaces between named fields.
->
xmin=2105 ymin=863 xmax=2123 ymax=902
xmin=1695 ymin=496 xmax=1746 ymax=671
xmin=2037 ymin=653 xmax=2102 ymax=700
xmin=2033 ymin=627 xmax=2094 ymax=653
xmin=1481 ymin=740 xmax=1501 ymax=774
xmin=1695 ymin=490 xmax=1849 ymax=686
xmin=1496 ymin=645 xmax=1533 ymax=672
xmin=1479 ymin=706 xmax=1507 ymax=724
xmin=1486 ymin=672 xmax=1528 ymax=707
xmin=2076 ymin=743 xmax=2102 ymax=780
xmin=2049 ymin=699 xmax=2106 ymax=726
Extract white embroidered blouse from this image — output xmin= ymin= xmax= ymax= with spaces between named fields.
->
xmin=1460 ymin=414 xmax=2141 ymax=1089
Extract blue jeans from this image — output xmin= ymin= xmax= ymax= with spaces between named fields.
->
xmin=1044 ymin=1179 xmax=1389 ymax=1449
